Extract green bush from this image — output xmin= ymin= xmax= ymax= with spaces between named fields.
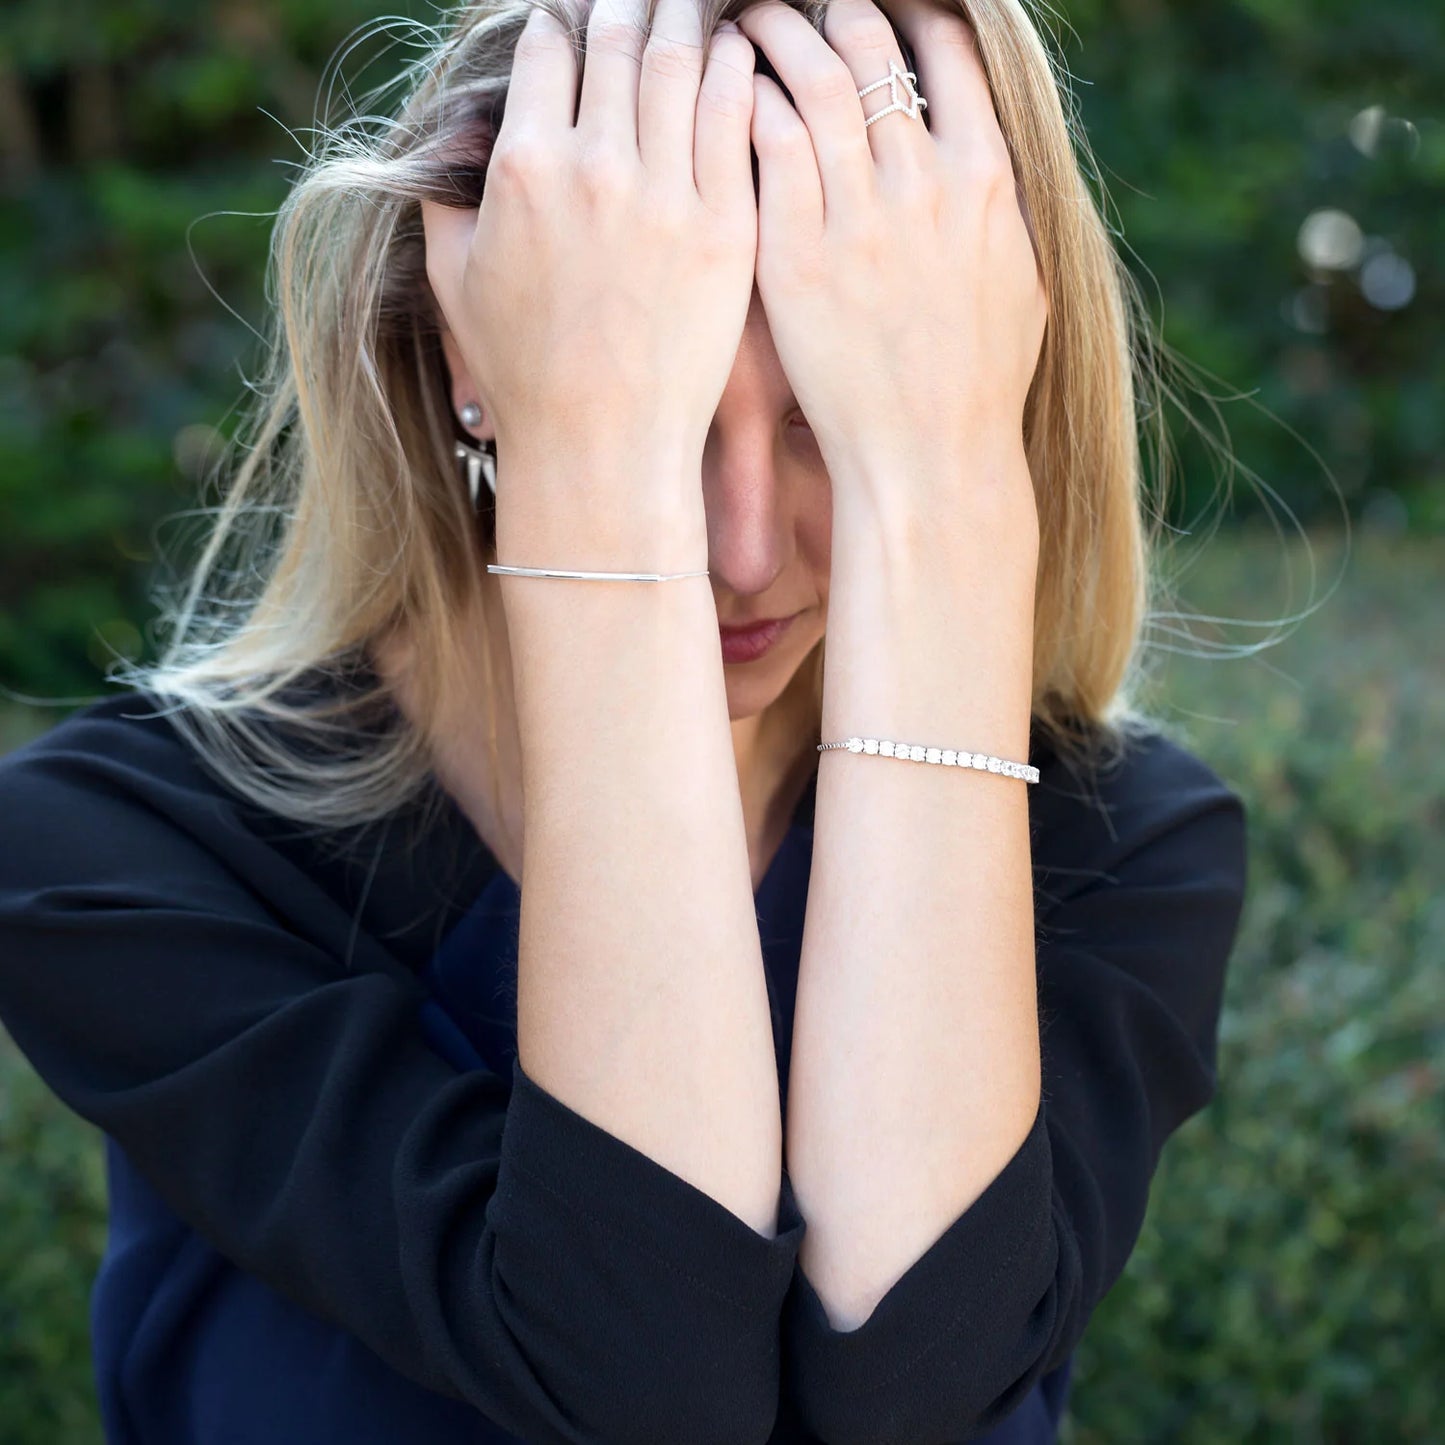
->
xmin=1064 ymin=527 xmax=1444 ymax=1442
xmin=0 ymin=1037 xmax=107 ymax=1444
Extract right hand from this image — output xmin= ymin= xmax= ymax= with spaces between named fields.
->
xmin=421 ymin=0 xmax=759 ymax=551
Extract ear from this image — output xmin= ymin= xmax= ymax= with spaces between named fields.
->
xmin=439 ymin=325 xmax=497 ymax=445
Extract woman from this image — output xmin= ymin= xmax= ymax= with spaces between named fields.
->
xmin=0 ymin=0 xmax=1249 ymax=1439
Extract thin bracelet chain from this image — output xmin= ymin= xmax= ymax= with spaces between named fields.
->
xmin=486 ymin=564 xmax=711 ymax=581
xmin=818 ymin=735 xmax=1039 ymax=784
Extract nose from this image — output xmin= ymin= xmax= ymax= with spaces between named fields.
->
xmin=702 ymin=405 xmax=796 ymax=601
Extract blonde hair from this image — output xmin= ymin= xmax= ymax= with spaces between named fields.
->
xmin=110 ymin=0 xmax=1208 ymax=833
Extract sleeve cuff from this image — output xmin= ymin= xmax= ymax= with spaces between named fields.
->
xmin=782 ymin=1100 xmax=1056 ymax=1441
xmin=498 ymin=1053 xmax=806 ymax=1313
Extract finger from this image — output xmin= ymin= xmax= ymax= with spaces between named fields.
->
xmin=693 ymin=23 xmax=758 ymax=210
xmin=820 ymin=0 xmax=932 ymax=174
xmin=637 ymin=0 xmax=708 ymax=177
xmin=420 ymin=7 xmax=582 ymax=304
xmin=750 ymin=70 xmax=824 ymax=241
xmin=735 ymin=1 xmax=876 ymax=221
xmin=880 ymin=0 xmax=1006 ymax=161
xmin=576 ymin=0 xmax=649 ymax=146
xmin=496 ymin=2 xmax=582 ymax=141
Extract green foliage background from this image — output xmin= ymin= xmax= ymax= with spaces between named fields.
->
xmin=1 ymin=0 xmax=1440 ymax=1441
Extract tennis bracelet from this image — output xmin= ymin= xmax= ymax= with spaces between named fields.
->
xmin=818 ymin=735 xmax=1039 ymax=784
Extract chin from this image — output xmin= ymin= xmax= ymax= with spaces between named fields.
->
xmin=722 ymin=626 xmax=819 ymax=721
xmin=724 ymin=666 xmax=788 ymax=722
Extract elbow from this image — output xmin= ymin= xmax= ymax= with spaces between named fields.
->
xmin=588 ymin=1347 xmax=784 ymax=1445
xmin=783 ymin=1174 xmax=1082 ymax=1445
xmin=647 ymin=1308 xmax=790 ymax=1445
xmin=786 ymin=1273 xmax=1076 ymax=1445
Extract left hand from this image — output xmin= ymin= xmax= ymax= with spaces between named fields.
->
xmin=735 ymin=0 xmax=1048 ymax=511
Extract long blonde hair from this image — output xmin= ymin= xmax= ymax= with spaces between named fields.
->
xmin=110 ymin=0 xmax=1202 ymax=833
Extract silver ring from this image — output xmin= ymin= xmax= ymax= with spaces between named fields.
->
xmin=857 ymin=58 xmax=929 ymax=129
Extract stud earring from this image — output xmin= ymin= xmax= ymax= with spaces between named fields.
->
xmin=454 ymin=400 xmax=496 ymax=506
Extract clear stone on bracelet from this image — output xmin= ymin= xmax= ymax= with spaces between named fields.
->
xmin=814 ymin=734 xmax=1039 ymax=784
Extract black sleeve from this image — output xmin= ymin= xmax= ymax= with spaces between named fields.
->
xmin=0 ymin=742 xmax=805 ymax=1445
xmin=779 ymin=741 xmax=1249 ymax=1445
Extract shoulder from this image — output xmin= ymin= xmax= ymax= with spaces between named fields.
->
xmin=0 ymin=690 xmax=290 ymax=928
xmin=0 ymin=686 xmax=488 ymax=976
xmin=0 ymin=688 xmax=236 ymax=853
xmin=1029 ymin=720 xmax=1249 ymax=927
xmin=0 ymin=687 xmax=200 ymax=813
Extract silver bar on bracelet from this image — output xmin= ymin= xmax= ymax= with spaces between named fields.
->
xmin=486 ymin=564 xmax=710 ymax=581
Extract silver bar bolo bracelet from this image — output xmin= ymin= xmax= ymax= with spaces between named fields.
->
xmin=818 ymin=736 xmax=1040 ymax=784
xmin=487 ymin=564 xmax=711 ymax=581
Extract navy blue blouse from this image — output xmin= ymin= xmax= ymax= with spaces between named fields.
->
xmin=0 ymin=686 xmax=1246 ymax=1444
xmin=90 ymin=824 xmax=1072 ymax=1444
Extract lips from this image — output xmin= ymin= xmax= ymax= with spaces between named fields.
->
xmin=719 ymin=612 xmax=797 ymax=663
xmin=719 ymin=616 xmax=791 ymax=635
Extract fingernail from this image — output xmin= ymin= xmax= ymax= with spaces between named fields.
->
xmin=718 ymin=19 xmax=740 ymax=31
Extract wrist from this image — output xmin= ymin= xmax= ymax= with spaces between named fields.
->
xmin=821 ymin=463 xmax=1038 ymax=762
xmin=829 ymin=443 xmax=1037 ymax=557
xmin=492 ymin=439 xmax=710 ymax=577
xmin=818 ymin=609 xmax=1036 ymax=767
xmin=829 ymin=477 xmax=1039 ymax=619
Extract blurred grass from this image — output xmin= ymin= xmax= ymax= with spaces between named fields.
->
xmin=2 ymin=521 xmax=1441 ymax=1442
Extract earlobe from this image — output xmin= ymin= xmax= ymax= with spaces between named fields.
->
xmin=439 ymin=327 xmax=494 ymax=440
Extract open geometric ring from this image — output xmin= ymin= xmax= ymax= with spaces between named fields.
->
xmin=857 ymin=58 xmax=929 ymax=129
xmin=818 ymin=735 xmax=1039 ymax=784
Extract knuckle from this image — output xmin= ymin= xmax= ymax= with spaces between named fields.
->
xmin=573 ymin=141 xmax=634 ymax=203
xmin=649 ymin=187 xmax=694 ymax=237
xmin=919 ymin=10 xmax=976 ymax=58
xmin=585 ymin=18 xmax=645 ymax=61
xmin=751 ymin=112 xmax=808 ymax=155
xmin=895 ymin=167 xmax=944 ymax=216
xmin=637 ymin=162 xmax=691 ymax=220
xmin=487 ymin=134 xmax=547 ymax=190
xmin=781 ymin=239 xmax=827 ymax=288
xmin=697 ymin=83 xmax=751 ymax=127
xmin=848 ymin=215 xmax=894 ymax=267
xmin=807 ymin=57 xmax=863 ymax=107
xmin=643 ymin=33 xmax=706 ymax=84
xmin=957 ymin=135 xmax=1011 ymax=189
xmin=697 ymin=58 xmax=753 ymax=123
xmin=828 ymin=9 xmax=898 ymax=56
xmin=512 ymin=17 xmax=571 ymax=63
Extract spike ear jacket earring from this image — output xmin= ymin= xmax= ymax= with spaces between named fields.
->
xmin=454 ymin=401 xmax=496 ymax=506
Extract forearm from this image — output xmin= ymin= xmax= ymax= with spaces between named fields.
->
xmin=787 ymin=463 xmax=1043 ymax=1327
xmin=499 ymin=450 xmax=785 ymax=1239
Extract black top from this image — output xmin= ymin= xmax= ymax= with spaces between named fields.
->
xmin=0 ymin=683 xmax=1248 ymax=1444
